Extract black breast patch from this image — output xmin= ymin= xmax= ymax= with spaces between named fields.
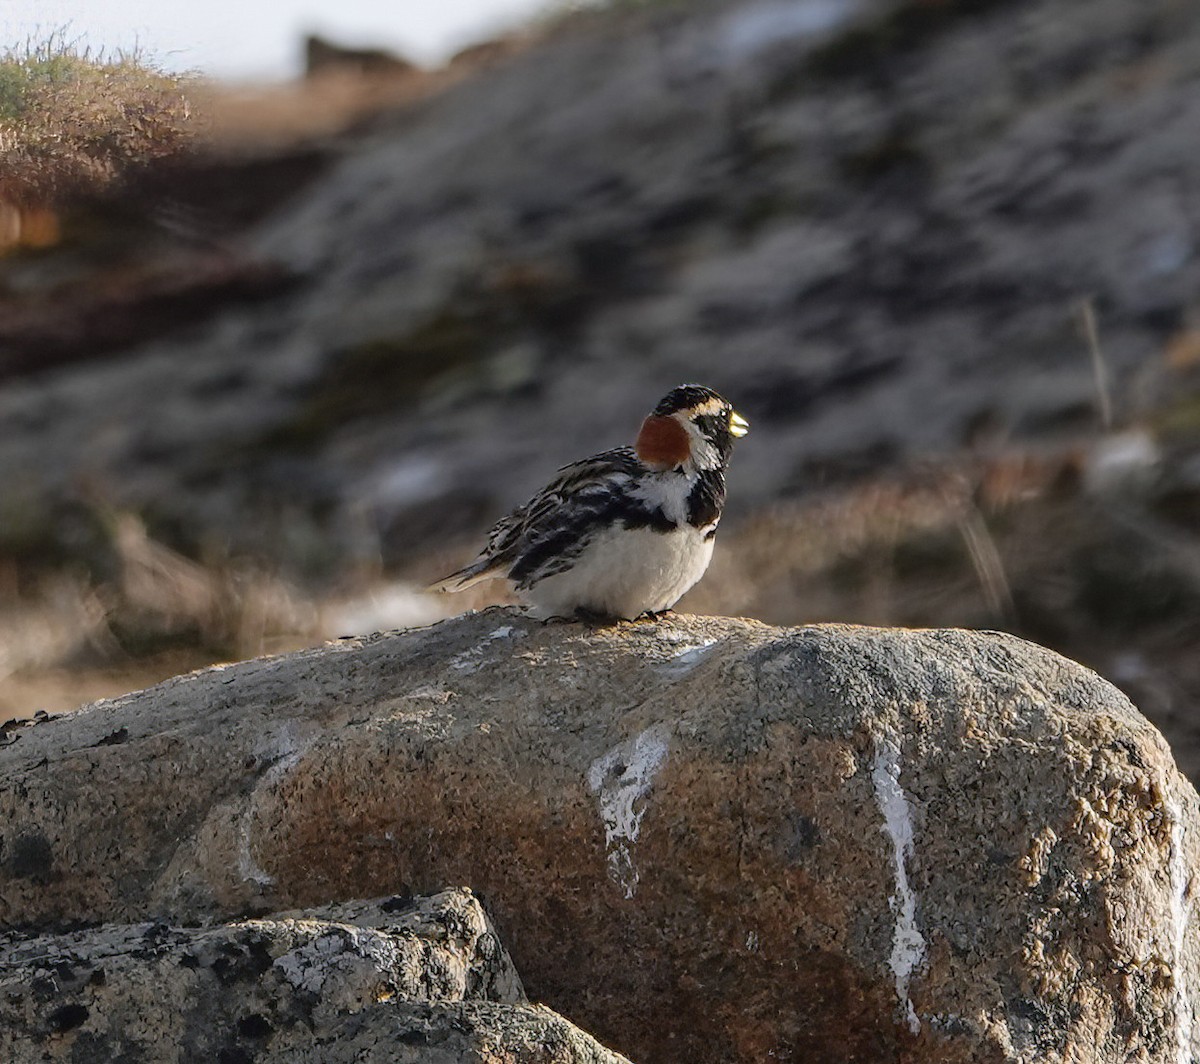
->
xmin=686 ymin=469 xmax=725 ymax=530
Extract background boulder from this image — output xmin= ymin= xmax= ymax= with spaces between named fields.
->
xmin=0 ymin=888 xmax=630 ymax=1063
xmin=1 ymin=612 xmax=1197 ymax=1063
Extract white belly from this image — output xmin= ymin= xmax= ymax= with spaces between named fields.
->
xmin=520 ymin=524 xmax=716 ymax=620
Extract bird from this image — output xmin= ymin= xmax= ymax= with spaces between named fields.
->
xmin=429 ymin=384 xmax=749 ymax=620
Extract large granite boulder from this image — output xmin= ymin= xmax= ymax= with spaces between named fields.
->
xmin=1 ymin=611 xmax=1197 ymax=1063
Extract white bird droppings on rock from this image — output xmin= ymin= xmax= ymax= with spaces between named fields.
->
xmin=238 ymin=722 xmax=309 ymax=888
xmin=588 ymin=725 xmax=671 ymax=899
xmin=450 ymin=624 xmax=525 ymax=673
xmin=660 ymin=638 xmax=720 ymax=676
xmin=1168 ymin=797 xmax=1195 ymax=1064
xmin=871 ymin=734 xmax=926 ymax=1035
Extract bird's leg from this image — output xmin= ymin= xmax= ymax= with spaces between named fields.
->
xmin=572 ymin=606 xmax=617 ymax=627
xmin=641 ymin=608 xmax=677 ymax=622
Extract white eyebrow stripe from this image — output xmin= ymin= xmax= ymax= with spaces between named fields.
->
xmin=686 ymin=397 xmax=727 ymax=418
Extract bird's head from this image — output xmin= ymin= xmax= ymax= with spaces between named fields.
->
xmin=635 ymin=384 xmax=749 ymax=472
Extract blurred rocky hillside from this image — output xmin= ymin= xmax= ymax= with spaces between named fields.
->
xmin=1 ymin=0 xmax=1199 ymax=765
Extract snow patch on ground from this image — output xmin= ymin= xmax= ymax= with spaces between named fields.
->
xmin=716 ymin=0 xmax=862 ymax=63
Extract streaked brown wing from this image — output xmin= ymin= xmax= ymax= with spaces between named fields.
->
xmin=481 ymin=447 xmax=640 ymax=567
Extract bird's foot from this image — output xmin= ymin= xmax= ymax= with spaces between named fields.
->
xmin=640 ymin=608 xmax=677 ymax=622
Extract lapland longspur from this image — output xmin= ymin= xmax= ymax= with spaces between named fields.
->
xmin=430 ymin=384 xmax=748 ymax=619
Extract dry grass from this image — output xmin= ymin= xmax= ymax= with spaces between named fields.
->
xmin=192 ymin=74 xmax=436 ymax=153
xmin=0 ymin=509 xmax=455 ymax=719
xmin=0 ymin=36 xmax=195 ymax=205
xmin=687 ymin=452 xmax=1073 ymax=629
xmin=1077 ymin=297 xmax=1114 ymax=432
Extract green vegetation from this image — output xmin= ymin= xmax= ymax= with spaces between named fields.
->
xmin=805 ymin=0 xmax=1021 ymax=81
xmin=0 ymin=36 xmax=194 ymax=203
xmin=256 ymin=308 xmax=492 ymax=451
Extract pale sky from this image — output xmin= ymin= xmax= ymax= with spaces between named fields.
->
xmin=0 ymin=0 xmax=562 ymax=80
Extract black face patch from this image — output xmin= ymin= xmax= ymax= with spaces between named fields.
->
xmin=653 ymin=384 xmax=728 ymax=417
xmin=691 ymin=413 xmax=735 ymax=468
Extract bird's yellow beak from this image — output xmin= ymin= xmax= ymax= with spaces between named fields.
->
xmin=729 ymin=410 xmax=750 ymax=437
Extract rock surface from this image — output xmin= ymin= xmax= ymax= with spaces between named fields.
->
xmin=0 ymin=888 xmax=628 ymax=1063
xmin=1 ymin=611 xmax=1198 ymax=1063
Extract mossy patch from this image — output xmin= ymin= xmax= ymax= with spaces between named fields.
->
xmin=890 ymin=526 xmax=971 ymax=580
xmin=767 ymin=0 xmax=1026 ymax=99
xmin=253 ymin=260 xmax=589 ymax=452
xmin=0 ymin=491 xmax=111 ymax=579
xmin=838 ymin=129 xmax=928 ymax=184
xmin=258 ymin=308 xmax=488 ymax=450
xmin=808 ymin=0 xmax=1023 ymax=80
xmin=1153 ymin=392 xmax=1200 ymax=442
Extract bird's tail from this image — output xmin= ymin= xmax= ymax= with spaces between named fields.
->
xmin=425 ymin=557 xmax=506 ymax=594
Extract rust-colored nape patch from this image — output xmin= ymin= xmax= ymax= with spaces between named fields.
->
xmin=636 ymin=414 xmax=691 ymax=470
